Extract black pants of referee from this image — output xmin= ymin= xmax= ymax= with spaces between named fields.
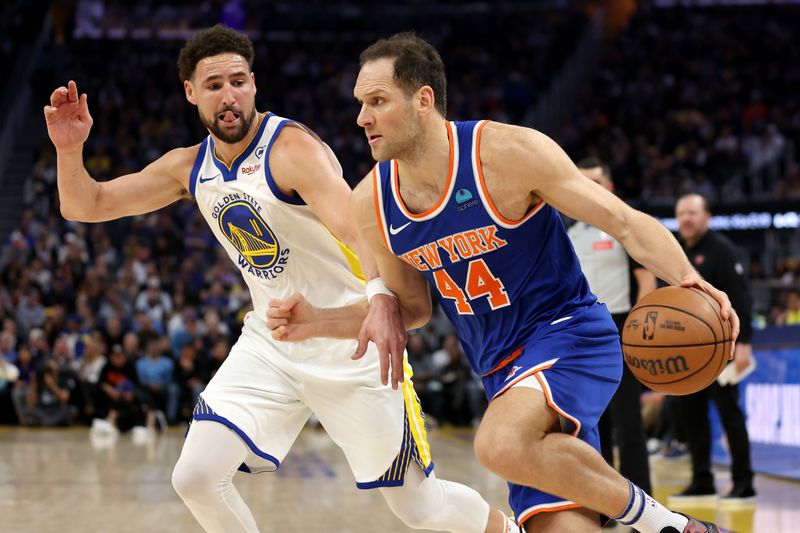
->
xmin=675 ymin=380 xmax=754 ymax=489
xmin=598 ymin=312 xmax=652 ymax=494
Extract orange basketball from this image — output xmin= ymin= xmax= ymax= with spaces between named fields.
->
xmin=621 ymin=286 xmax=732 ymax=395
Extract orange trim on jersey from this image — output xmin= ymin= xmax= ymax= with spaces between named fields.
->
xmin=474 ymin=120 xmax=545 ymax=226
xmin=481 ymin=345 xmax=526 ymax=377
xmin=393 ymin=121 xmax=455 ymax=219
xmin=518 ymin=503 xmax=583 ymax=526
xmin=372 ymin=165 xmax=391 ymax=250
xmin=535 ymin=372 xmax=582 ymax=437
xmin=490 ymin=359 xmax=558 ymax=400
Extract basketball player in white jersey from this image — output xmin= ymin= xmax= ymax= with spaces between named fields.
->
xmin=43 ymin=25 xmax=518 ymax=533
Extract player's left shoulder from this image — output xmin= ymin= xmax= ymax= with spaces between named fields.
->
xmin=268 ymin=122 xmax=329 ymax=186
xmin=478 ymin=121 xmax=551 ymax=165
xmin=270 ymin=122 xmax=321 ymax=162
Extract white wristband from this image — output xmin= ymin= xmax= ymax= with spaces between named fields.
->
xmin=366 ymin=278 xmax=397 ymax=303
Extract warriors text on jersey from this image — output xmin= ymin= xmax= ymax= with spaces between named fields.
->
xmin=373 ymin=120 xmax=597 ymax=376
xmin=190 ymin=112 xmax=365 ymax=317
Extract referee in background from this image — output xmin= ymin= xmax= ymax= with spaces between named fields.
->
xmin=568 ymin=158 xmax=655 ymax=497
xmin=669 ymin=192 xmax=756 ymax=503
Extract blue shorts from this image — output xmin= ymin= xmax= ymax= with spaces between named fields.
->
xmin=481 ymin=302 xmax=622 ymax=525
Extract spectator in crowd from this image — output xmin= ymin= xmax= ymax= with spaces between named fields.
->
xmin=135 ymin=277 xmax=173 ymax=332
xmin=136 ymin=336 xmax=178 ymax=424
xmin=11 ymin=345 xmax=38 ymax=423
xmin=75 ymin=334 xmax=107 ymax=421
xmin=775 ymin=288 xmax=800 ymax=326
xmin=175 ymin=342 xmax=208 ymax=418
xmin=0 ymin=331 xmax=17 ymax=364
xmin=94 ymin=345 xmax=145 ymax=434
xmin=25 ymin=359 xmax=74 ymax=426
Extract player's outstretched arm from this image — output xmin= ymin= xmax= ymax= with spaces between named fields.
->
xmin=44 ymin=80 xmax=190 ymax=222
xmin=479 ymin=122 xmax=738 ymax=344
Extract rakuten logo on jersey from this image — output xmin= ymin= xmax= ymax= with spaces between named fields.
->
xmin=241 ymin=164 xmax=261 ymax=175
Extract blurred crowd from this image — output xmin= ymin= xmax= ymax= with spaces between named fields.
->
xmin=564 ymin=5 xmax=800 ymax=204
xmin=1 ymin=2 xmax=799 ymax=433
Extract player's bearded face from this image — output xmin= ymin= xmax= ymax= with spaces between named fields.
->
xmin=200 ymin=105 xmax=256 ymax=144
xmin=377 ymin=102 xmax=424 ymax=161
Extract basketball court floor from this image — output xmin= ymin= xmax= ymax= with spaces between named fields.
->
xmin=0 ymin=425 xmax=797 ymax=532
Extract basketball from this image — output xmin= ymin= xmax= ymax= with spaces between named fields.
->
xmin=621 ymin=286 xmax=732 ymax=395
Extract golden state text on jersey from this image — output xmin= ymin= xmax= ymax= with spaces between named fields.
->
xmin=212 ymin=192 xmax=290 ymax=279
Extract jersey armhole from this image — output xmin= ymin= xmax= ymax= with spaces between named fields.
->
xmin=372 ymin=163 xmax=394 ymax=253
xmin=264 ymin=119 xmax=307 ymax=206
xmin=188 ymin=138 xmax=209 ymax=198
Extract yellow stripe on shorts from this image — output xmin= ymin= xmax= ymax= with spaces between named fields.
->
xmin=359 ymin=359 xmax=433 ymax=488
xmin=402 ymin=359 xmax=432 ymax=467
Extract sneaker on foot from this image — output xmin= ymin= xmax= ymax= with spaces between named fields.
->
xmin=720 ymin=483 xmax=756 ymax=504
xmin=660 ymin=513 xmax=731 ymax=533
xmin=668 ymin=480 xmax=717 ymax=504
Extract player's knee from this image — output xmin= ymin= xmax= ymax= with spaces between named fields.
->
xmin=172 ymin=459 xmax=215 ymax=503
xmin=474 ymin=425 xmax=533 ymax=476
xmin=392 ymin=503 xmax=436 ymax=530
xmin=381 ymin=475 xmax=446 ymax=530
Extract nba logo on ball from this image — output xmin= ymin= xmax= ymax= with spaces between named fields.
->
xmin=643 ymin=311 xmax=658 ymax=340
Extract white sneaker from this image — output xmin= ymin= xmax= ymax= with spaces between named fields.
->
xmin=90 ymin=418 xmax=119 ymax=436
xmin=131 ymin=425 xmax=154 ymax=445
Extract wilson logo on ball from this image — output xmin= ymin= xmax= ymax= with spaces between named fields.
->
xmin=624 ymin=352 xmax=689 ymax=376
xmin=643 ymin=311 xmax=658 ymax=340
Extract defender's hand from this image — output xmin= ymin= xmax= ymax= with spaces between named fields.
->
xmin=267 ymin=293 xmax=318 ymax=342
xmin=352 ymin=295 xmax=407 ymax=390
xmin=680 ymin=272 xmax=740 ymax=358
xmin=43 ymin=80 xmax=93 ymax=153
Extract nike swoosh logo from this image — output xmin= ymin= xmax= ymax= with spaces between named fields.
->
xmin=389 ymin=222 xmax=412 ymax=235
xmin=199 ymin=173 xmax=222 ymax=184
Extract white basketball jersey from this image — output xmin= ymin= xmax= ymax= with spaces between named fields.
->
xmin=190 ymin=112 xmax=365 ymax=318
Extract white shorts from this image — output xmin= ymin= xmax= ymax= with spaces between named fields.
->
xmin=194 ymin=314 xmax=433 ymax=487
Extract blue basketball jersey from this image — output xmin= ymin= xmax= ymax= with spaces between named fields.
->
xmin=374 ymin=120 xmax=597 ymax=376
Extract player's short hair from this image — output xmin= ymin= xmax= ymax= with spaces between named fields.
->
xmin=360 ymin=32 xmax=447 ymax=116
xmin=177 ymin=25 xmax=255 ymax=82
xmin=576 ymin=157 xmax=611 ymax=179
xmin=677 ymin=192 xmax=711 ymax=214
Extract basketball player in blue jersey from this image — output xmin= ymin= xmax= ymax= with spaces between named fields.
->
xmin=43 ymin=26 xmax=518 ymax=533
xmin=344 ymin=33 xmax=738 ymax=533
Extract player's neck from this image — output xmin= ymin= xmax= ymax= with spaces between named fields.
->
xmin=396 ymin=119 xmax=451 ymax=190
xmin=212 ymin=112 xmax=262 ymax=166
